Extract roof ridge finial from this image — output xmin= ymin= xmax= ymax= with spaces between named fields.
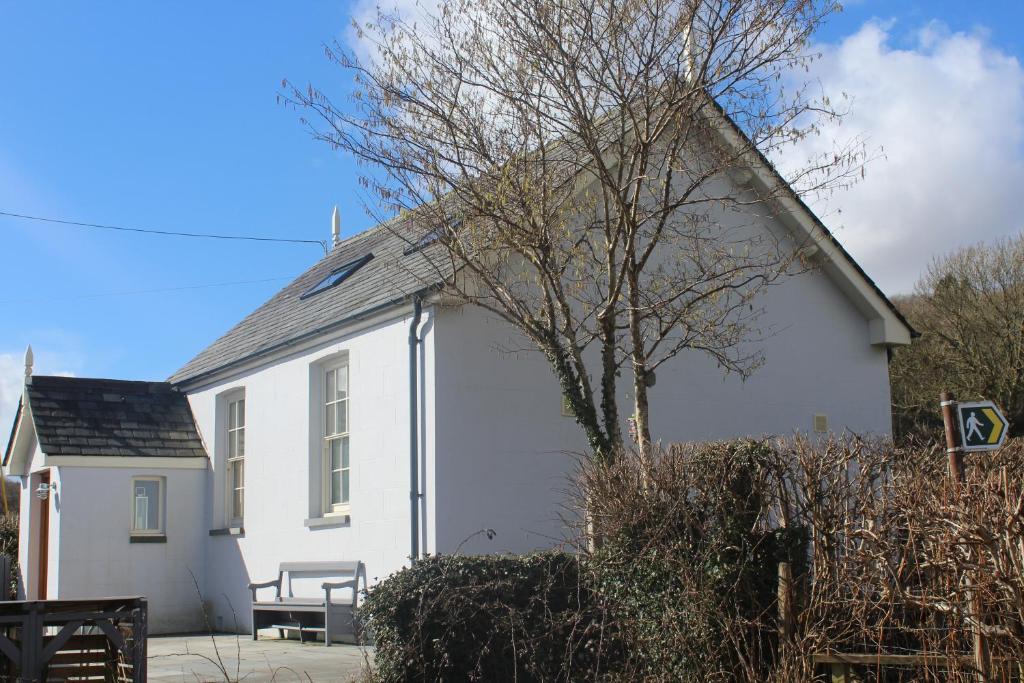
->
xmin=331 ymin=205 xmax=341 ymax=249
xmin=24 ymin=344 xmax=33 ymax=381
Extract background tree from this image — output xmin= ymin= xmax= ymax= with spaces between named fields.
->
xmin=285 ymin=0 xmax=862 ymax=460
xmin=891 ymin=232 xmax=1024 ymax=440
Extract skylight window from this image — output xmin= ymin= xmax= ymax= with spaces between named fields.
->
xmin=403 ymin=228 xmax=443 ymax=255
xmin=403 ymin=218 xmax=461 ymax=256
xmin=300 ymin=253 xmax=374 ymax=300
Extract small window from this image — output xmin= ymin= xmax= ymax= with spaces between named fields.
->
xmin=813 ymin=414 xmax=829 ymax=433
xmin=300 ymin=254 xmax=374 ymax=299
xmin=131 ymin=477 xmax=164 ymax=535
xmin=227 ymin=396 xmax=245 ymax=524
xmin=323 ymin=363 xmax=350 ymax=513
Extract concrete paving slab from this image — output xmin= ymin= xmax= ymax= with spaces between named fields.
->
xmin=147 ymin=633 xmax=373 ymax=682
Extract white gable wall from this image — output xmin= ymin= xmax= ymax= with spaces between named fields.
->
xmin=185 ymin=306 xmax=436 ymax=633
xmin=432 ymin=259 xmax=892 ymax=555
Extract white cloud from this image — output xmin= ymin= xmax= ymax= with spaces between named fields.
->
xmin=0 ymin=351 xmax=76 ymax=450
xmin=782 ymin=20 xmax=1024 ymax=294
xmin=346 ymin=0 xmax=439 ymax=66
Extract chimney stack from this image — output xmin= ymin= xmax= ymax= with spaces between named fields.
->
xmin=331 ymin=206 xmax=341 ymax=249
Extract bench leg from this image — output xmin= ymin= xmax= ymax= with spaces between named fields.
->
xmin=277 ymin=628 xmax=285 ymax=640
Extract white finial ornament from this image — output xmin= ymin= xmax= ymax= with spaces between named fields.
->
xmin=24 ymin=344 xmax=33 ymax=379
xmin=331 ymin=206 xmax=341 ymax=248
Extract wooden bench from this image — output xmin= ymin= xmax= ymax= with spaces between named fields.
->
xmin=249 ymin=561 xmax=366 ymax=646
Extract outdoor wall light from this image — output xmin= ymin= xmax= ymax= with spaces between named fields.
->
xmin=35 ymin=482 xmax=56 ymax=500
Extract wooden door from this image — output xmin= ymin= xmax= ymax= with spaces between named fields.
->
xmin=37 ymin=470 xmax=49 ymax=600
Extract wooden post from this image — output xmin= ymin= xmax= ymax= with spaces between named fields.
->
xmin=777 ymin=561 xmax=793 ymax=642
xmin=940 ymin=391 xmax=989 ymax=681
xmin=940 ymin=392 xmax=964 ymax=483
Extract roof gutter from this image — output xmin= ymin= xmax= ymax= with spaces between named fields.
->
xmin=408 ymin=296 xmax=424 ymax=563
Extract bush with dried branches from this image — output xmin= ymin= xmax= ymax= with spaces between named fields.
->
xmin=363 ymin=436 xmax=1024 ymax=681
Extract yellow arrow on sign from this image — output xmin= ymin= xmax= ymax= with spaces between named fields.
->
xmin=982 ymin=407 xmax=1006 ymax=444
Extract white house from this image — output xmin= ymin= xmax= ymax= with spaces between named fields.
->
xmin=3 ymin=148 xmax=913 ymax=636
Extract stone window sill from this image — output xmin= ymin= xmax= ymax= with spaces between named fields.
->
xmin=209 ymin=527 xmax=245 ymax=537
xmin=129 ymin=534 xmax=167 ymax=544
xmin=303 ymin=515 xmax=350 ymax=530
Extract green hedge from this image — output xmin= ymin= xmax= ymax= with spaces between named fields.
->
xmin=361 ymin=552 xmax=614 ymax=682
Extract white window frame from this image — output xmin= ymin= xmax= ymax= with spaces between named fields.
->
xmin=322 ymin=360 xmax=351 ymax=515
xmin=130 ymin=476 xmax=165 ymax=536
xmin=226 ymin=393 xmax=245 ymax=526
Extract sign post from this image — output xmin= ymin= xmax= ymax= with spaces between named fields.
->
xmin=939 ymin=393 xmax=1010 ymax=682
xmin=940 ymin=391 xmax=964 ymax=482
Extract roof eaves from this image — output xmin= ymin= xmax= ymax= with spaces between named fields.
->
xmin=171 ymin=283 xmax=440 ymax=389
xmin=705 ymin=95 xmax=917 ymax=340
xmin=2 ymin=396 xmax=23 ymax=468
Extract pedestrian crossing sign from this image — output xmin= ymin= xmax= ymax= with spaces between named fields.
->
xmin=956 ymin=400 xmax=1009 ymax=452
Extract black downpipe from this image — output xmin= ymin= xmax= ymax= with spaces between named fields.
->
xmin=408 ymin=297 xmax=423 ymax=563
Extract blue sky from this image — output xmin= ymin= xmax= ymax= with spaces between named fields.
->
xmin=2 ymin=1 xmax=1024 ymax=429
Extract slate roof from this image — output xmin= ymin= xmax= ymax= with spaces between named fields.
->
xmin=25 ymin=375 xmax=207 ymax=458
xmin=170 ymin=214 xmax=449 ymax=385
xmin=170 ymin=102 xmax=915 ymax=386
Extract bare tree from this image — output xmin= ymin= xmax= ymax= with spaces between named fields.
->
xmin=285 ymin=0 xmax=862 ymax=460
xmin=891 ymin=232 xmax=1024 ymax=440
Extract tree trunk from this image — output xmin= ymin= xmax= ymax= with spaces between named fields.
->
xmin=627 ymin=270 xmax=653 ymax=458
xmin=599 ymin=309 xmax=623 ymax=460
xmin=632 ymin=363 xmax=653 ymax=456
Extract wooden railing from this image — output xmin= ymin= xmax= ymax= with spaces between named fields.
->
xmin=0 ymin=597 xmax=146 ymax=682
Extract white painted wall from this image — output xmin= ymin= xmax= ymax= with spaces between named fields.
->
xmin=51 ymin=465 xmax=208 ymax=634
xmin=432 ymin=263 xmax=892 ymax=555
xmin=185 ymin=306 xmax=435 ymax=633
xmin=432 ymin=307 xmax=587 ymax=556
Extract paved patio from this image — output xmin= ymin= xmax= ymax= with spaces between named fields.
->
xmin=147 ymin=634 xmax=373 ymax=682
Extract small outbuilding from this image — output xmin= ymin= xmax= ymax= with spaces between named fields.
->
xmin=4 ymin=369 xmax=208 ymax=633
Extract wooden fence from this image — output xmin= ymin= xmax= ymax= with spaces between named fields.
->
xmin=0 ymin=597 xmax=146 ymax=682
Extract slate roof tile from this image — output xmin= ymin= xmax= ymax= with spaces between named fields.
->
xmin=25 ymin=376 xmax=208 ymax=459
xmin=169 ymin=214 xmax=450 ymax=385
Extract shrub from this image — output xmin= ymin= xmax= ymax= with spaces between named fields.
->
xmin=366 ymin=437 xmax=1024 ymax=682
xmin=0 ymin=515 xmax=18 ymax=599
xmin=584 ymin=439 xmax=807 ymax=681
xmin=0 ymin=515 xmax=17 ymax=559
xmin=361 ymin=552 xmax=615 ymax=682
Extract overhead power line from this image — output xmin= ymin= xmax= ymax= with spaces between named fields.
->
xmin=0 ymin=209 xmax=328 ymax=254
xmin=0 ymin=276 xmax=296 ymax=305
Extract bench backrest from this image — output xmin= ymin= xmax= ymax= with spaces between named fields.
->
xmin=279 ymin=561 xmax=361 ymax=575
xmin=278 ymin=561 xmax=365 ymax=604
